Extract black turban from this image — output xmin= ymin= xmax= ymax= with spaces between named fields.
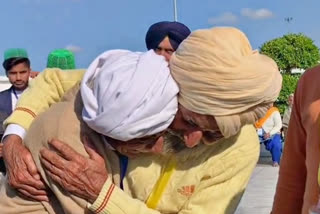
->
xmin=145 ymin=21 xmax=191 ymax=51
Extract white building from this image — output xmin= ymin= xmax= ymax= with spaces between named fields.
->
xmin=290 ymin=68 xmax=305 ymax=74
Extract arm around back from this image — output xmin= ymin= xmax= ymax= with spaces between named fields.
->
xmin=4 ymin=68 xmax=85 ymax=131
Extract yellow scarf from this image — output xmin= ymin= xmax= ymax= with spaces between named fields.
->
xmin=146 ymin=156 xmax=177 ymax=209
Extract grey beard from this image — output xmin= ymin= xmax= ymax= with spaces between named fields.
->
xmin=162 ymin=130 xmax=191 ymax=154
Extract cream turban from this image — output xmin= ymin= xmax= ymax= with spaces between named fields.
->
xmin=170 ymin=27 xmax=282 ymax=138
xmin=81 ymin=50 xmax=179 ymax=141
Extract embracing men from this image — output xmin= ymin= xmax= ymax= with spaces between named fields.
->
xmin=0 ymin=27 xmax=281 ymax=214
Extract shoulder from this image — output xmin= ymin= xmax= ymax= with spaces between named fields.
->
xmin=40 ymin=68 xmax=85 ymax=80
xmin=300 ymin=65 xmax=320 ymax=83
xmin=297 ymin=65 xmax=320 ymax=95
xmin=294 ymin=65 xmax=320 ymax=115
xmin=23 ymin=90 xmax=92 ymax=154
xmin=271 ymin=109 xmax=281 ymax=117
xmin=182 ymin=125 xmax=259 ymax=167
xmin=186 ymin=125 xmax=259 ymax=180
xmin=26 ymin=90 xmax=83 ymax=140
xmin=0 ymin=88 xmax=11 ymax=97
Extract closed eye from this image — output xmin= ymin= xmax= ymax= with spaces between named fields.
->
xmin=186 ymin=119 xmax=199 ymax=128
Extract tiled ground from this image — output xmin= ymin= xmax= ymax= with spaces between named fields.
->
xmin=235 ymin=145 xmax=279 ymax=214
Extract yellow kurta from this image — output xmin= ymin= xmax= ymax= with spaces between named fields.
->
xmin=95 ymin=124 xmax=259 ymax=214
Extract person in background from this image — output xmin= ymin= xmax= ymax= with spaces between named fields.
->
xmin=0 ymin=48 xmax=31 ymax=174
xmin=47 ymin=49 xmax=76 ymax=70
xmin=145 ymin=21 xmax=191 ymax=61
xmin=282 ymin=93 xmax=294 ymax=139
xmin=255 ymin=104 xmax=283 ymax=167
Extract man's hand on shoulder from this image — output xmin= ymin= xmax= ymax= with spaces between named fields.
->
xmin=2 ymin=134 xmax=49 ymax=201
xmin=40 ymin=137 xmax=108 ymax=203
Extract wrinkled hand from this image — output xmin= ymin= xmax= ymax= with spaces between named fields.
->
xmin=3 ymin=135 xmax=48 ymax=201
xmin=40 ymin=137 xmax=108 ymax=203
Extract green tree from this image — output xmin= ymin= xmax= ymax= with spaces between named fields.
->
xmin=260 ymin=33 xmax=320 ymax=73
xmin=260 ymin=33 xmax=320 ymax=114
xmin=276 ymin=74 xmax=300 ymax=114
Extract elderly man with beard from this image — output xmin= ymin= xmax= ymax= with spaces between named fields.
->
xmin=0 ymin=27 xmax=281 ymax=214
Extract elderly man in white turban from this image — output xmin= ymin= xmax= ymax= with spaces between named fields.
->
xmin=0 ymin=27 xmax=282 ymax=214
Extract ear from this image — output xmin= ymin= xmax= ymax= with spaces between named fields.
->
xmin=151 ymin=136 xmax=164 ymax=154
xmin=184 ymin=130 xmax=203 ymax=148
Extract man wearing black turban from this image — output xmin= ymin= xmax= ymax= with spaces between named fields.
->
xmin=145 ymin=21 xmax=191 ymax=61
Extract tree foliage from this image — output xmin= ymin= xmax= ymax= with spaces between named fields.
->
xmin=276 ymin=74 xmax=300 ymax=114
xmin=260 ymin=33 xmax=320 ymax=73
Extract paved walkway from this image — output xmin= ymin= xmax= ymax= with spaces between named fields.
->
xmin=235 ymin=147 xmax=279 ymax=214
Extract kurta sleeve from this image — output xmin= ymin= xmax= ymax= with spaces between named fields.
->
xmin=269 ymin=111 xmax=282 ymax=136
xmin=88 ymin=178 xmax=163 ymax=214
xmin=4 ymin=69 xmax=85 ymax=131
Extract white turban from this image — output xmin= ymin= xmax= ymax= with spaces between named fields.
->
xmin=81 ymin=50 xmax=178 ymax=141
xmin=170 ymin=27 xmax=282 ymax=138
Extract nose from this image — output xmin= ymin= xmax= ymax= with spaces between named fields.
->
xmin=16 ymin=73 xmax=21 ymax=80
xmin=169 ymin=117 xmax=203 ymax=148
xmin=163 ymin=54 xmax=171 ymax=62
xmin=183 ymin=130 xmax=203 ymax=148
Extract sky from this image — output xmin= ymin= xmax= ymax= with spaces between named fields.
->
xmin=0 ymin=0 xmax=318 ymax=74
